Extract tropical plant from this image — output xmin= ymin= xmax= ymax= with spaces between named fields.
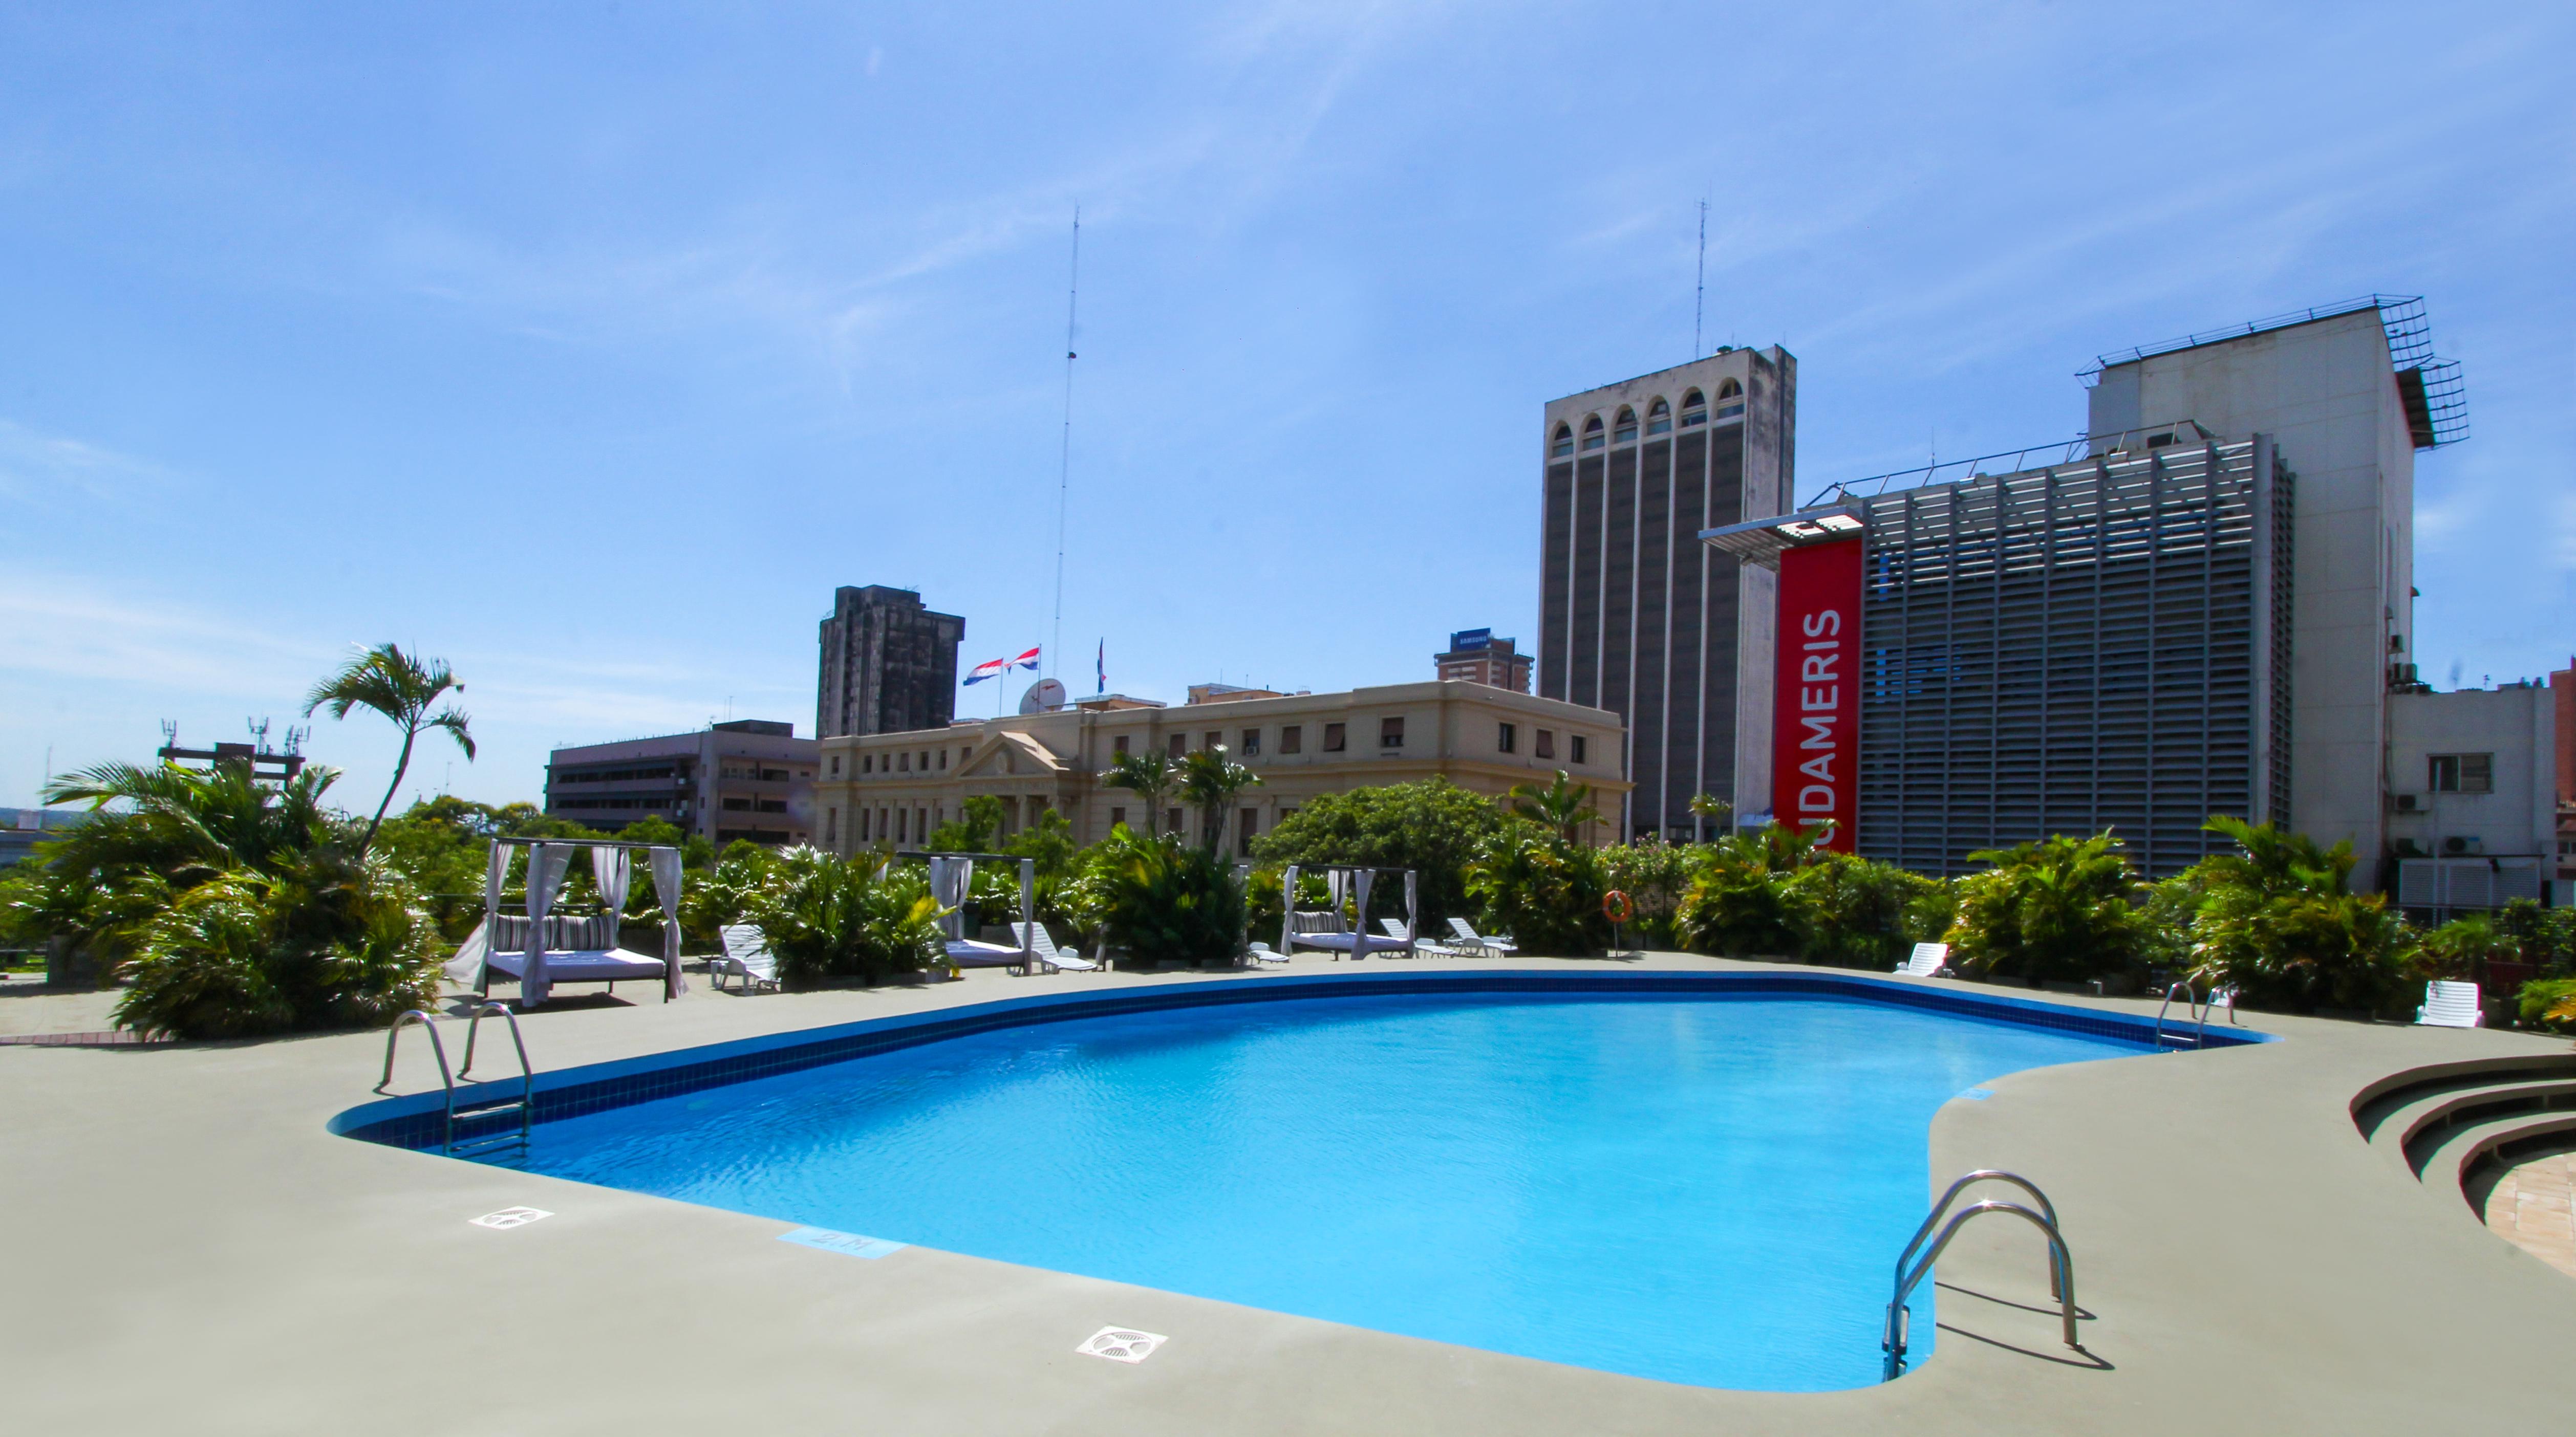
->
xmin=1177 ymin=745 xmax=1261 ymax=855
xmin=1676 ymin=823 xmax=1823 ymax=959
xmin=1787 ymin=851 xmax=1943 ymax=969
xmin=1946 ymin=831 xmax=2145 ymax=984
xmin=2518 ymin=977 xmax=2576 ymax=1035
xmin=741 ymin=846 xmax=943 ymax=987
xmin=925 ymin=795 xmax=1005 ymax=853
xmin=304 ymin=643 xmax=476 ymax=856
xmin=1093 ymin=826 xmax=1246 ymax=966
xmin=1099 ymin=750 xmax=1178 ymax=836
xmin=2172 ymin=818 xmax=2411 ymax=1014
xmin=2492 ymin=899 xmax=2576 ymax=974
xmin=1465 ymin=826 xmax=1606 ymax=956
xmin=114 ymin=850 xmax=444 ymax=1040
xmin=1251 ymin=778 xmax=1508 ymax=925
xmin=2416 ymin=915 xmax=2512 ymax=981
xmin=1509 ymin=770 xmax=1600 ymax=844
xmin=679 ymin=839 xmax=778 ymax=948
xmin=1599 ymin=840 xmax=1695 ymax=949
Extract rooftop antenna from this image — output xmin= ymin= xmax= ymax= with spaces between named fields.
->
xmin=1050 ymin=207 xmax=1081 ymax=684
xmin=1693 ymin=200 xmax=1707 ymax=358
xmin=248 ymin=716 xmax=270 ymax=752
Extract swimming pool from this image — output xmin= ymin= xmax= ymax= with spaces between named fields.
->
xmin=358 ymin=975 xmax=2185 ymax=1391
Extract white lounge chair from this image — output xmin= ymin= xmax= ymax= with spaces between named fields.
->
xmin=1245 ymin=942 xmax=1292 ymax=966
xmin=1380 ymin=918 xmax=1469 ymax=959
xmin=1893 ymin=942 xmax=1950 ymax=977
xmin=1448 ymin=918 xmax=1515 ymax=956
xmin=713 ymin=924 xmax=780 ymax=993
xmin=2417 ymin=979 xmax=2485 ymax=1029
xmin=1011 ymin=922 xmax=1100 ymax=974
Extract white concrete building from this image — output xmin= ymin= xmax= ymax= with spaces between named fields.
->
xmin=2386 ymin=682 xmax=2556 ymax=914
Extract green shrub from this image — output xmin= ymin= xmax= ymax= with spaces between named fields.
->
xmin=1789 ymin=852 xmax=1943 ymax=969
xmin=2517 ymin=977 xmax=2576 ymax=1035
xmin=2175 ymin=818 xmax=2411 ymax=1014
xmin=2416 ymin=916 xmax=2511 ymax=981
xmin=2493 ymin=899 xmax=2576 ymax=974
xmin=1096 ymin=829 xmax=1246 ymax=966
xmin=1676 ymin=824 xmax=1824 ymax=959
xmin=1466 ymin=829 xmax=1606 ymax=956
xmin=1253 ymin=778 xmax=1507 ymax=927
xmin=114 ymin=855 xmax=444 ymax=1040
xmin=743 ymin=846 xmax=943 ymax=987
xmin=1947 ymin=832 xmax=2145 ymax=984
xmin=1600 ymin=841 xmax=1694 ymax=950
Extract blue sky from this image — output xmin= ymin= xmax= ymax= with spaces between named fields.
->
xmin=5 ymin=2 xmax=2570 ymax=812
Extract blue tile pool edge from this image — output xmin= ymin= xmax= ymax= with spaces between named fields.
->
xmin=330 ymin=968 xmax=2274 ymax=1152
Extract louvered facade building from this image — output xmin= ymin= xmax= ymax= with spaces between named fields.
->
xmin=1839 ymin=436 xmax=2294 ymax=878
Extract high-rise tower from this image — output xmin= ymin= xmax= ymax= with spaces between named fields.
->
xmin=817 ymin=585 xmax=966 ymax=739
xmin=1540 ymin=347 xmax=1797 ymax=839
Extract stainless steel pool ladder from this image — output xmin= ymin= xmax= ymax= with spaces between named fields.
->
xmin=376 ymin=1004 xmax=535 ymax=1158
xmin=1882 ymin=1170 xmax=2079 ymax=1382
xmin=2152 ymin=982 xmax=2216 ymax=1052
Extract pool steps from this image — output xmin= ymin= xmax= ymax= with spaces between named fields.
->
xmin=2350 ymin=1056 xmax=2576 ymax=1219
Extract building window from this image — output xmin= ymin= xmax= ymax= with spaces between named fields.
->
xmin=1571 ymin=735 xmax=1588 ymax=766
xmin=1280 ymin=725 xmax=1303 ymax=755
xmin=1205 ymin=731 xmax=1222 ymax=753
xmin=830 ymin=756 xmax=841 ymax=776
xmin=1114 ymin=734 xmax=1130 ymax=756
xmin=1323 ymin=722 xmax=1346 ymax=753
xmin=1498 ymin=722 xmax=1516 ymax=754
xmin=1239 ymin=808 xmax=1259 ymax=858
xmin=1681 ymin=389 xmax=1707 ymax=427
xmin=1168 ymin=733 xmax=1187 ymax=759
xmin=2429 ymin=753 xmax=2494 ymax=793
xmin=859 ymin=810 xmax=871 ymax=841
xmin=1613 ymin=406 xmax=1638 ymax=444
xmin=1550 ymin=423 xmax=1573 ymax=460
xmin=1110 ymin=805 xmax=1126 ymax=829
xmin=1536 ymin=729 xmax=1555 ymax=759
xmin=1715 ymin=377 xmax=1745 ymax=420
xmin=1581 ymin=415 xmax=1605 ymax=451
xmin=1279 ymin=806 xmax=1297 ymax=823
xmin=899 ymin=752 xmax=911 ymax=773
xmin=897 ymin=809 xmax=908 ymax=843
xmin=1716 ymin=378 xmax=1742 ymax=399
xmin=937 ymin=749 xmax=948 ymax=770
xmin=918 ymin=752 xmax=929 ymax=771
xmin=1166 ymin=807 xmax=1184 ymax=834
xmin=1646 ymin=398 xmax=1671 ymax=436
xmin=825 ymin=808 xmax=838 ymax=843
xmin=861 ymin=755 xmax=873 ymax=774
xmin=1242 ymin=728 xmax=1261 ymax=756
xmin=1381 ymin=716 xmax=1404 ymax=748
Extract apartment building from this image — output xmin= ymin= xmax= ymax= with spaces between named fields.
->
xmin=545 ymin=719 xmax=819 ymax=846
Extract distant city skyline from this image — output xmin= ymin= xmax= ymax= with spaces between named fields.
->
xmin=5 ymin=4 xmax=2569 ymax=813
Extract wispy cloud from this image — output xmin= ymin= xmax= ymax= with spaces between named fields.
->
xmin=0 ymin=418 xmax=181 ymax=509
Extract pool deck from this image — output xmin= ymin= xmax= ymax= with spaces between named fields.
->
xmin=5 ymin=951 xmax=2571 ymax=1434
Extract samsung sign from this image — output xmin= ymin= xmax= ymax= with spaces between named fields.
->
xmin=1771 ymin=537 xmax=1862 ymax=852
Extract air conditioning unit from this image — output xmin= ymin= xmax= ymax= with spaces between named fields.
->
xmin=2442 ymin=835 xmax=2484 ymax=857
xmin=2391 ymin=793 xmax=2423 ymax=813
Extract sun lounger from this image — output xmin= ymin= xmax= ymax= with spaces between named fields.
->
xmin=1892 ymin=942 xmax=1950 ymax=977
xmin=1245 ymin=943 xmax=1291 ymax=966
xmin=1379 ymin=918 xmax=1469 ymax=958
xmin=1011 ymin=922 xmax=1100 ymax=973
xmin=713 ymin=924 xmax=780 ymax=992
xmin=1447 ymin=918 xmax=1516 ymax=957
xmin=2417 ymin=978 xmax=2484 ymax=1029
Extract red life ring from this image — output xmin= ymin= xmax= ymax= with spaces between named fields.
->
xmin=1602 ymin=889 xmax=1633 ymax=925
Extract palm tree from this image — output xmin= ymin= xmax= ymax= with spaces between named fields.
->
xmin=1509 ymin=770 xmax=1600 ymax=844
xmin=1099 ymin=749 xmax=1178 ymax=836
xmin=1687 ymin=792 xmax=1732 ymax=837
xmin=1177 ymin=745 xmax=1261 ymax=855
xmin=304 ymin=643 xmax=475 ymax=856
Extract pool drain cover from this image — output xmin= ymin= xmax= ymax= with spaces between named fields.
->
xmin=470 ymin=1207 xmax=552 ymax=1229
xmin=1077 ymin=1327 xmax=1167 ymax=1364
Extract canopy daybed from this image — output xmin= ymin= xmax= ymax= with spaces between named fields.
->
xmin=1279 ymin=864 xmax=1420 ymax=961
xmin=442 ymin=837 xmax=687 ymax=1007
xmin=899 ymin=850 xmax=1048 ymax=976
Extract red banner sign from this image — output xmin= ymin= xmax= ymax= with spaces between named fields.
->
xmin=1772 ymin=537 xmax=1862 ymax=852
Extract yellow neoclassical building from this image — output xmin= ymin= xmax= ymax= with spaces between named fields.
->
xmin=813 ymin=680 xmax=1631 ymax=857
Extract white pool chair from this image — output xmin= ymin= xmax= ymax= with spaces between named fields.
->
xmin=1245 ymin=942 xmax=1292 ymax=966
xmin=1380 ymin=918 xmax=1467 ymax=959
xmin=2417 ymin=979 xmax=2485 ymax=1029
xmin=713 ymin=924 xmax=780 ymax=993
xmin=1893 ymin=942 xmax=1950 ymax=978
xmin=1447 ymin=918 xmax=1515 ymax=956
xmin=1011 ymin=922 xmax=1100 ymax=974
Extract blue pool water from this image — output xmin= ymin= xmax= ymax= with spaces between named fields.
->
xmin=490 ymin=992 xmax=2149 ymax=1390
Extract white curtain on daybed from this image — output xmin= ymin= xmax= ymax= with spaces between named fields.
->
xmin=648 ymin=845 xmax=686 ymax=999
xmin=520 ymin=843 xmax=574 ymax=1007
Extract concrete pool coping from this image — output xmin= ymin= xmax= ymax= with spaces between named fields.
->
xmin=5 ymin=951 xmax=2572 ymax=1433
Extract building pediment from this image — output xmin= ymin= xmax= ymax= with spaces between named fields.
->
xmin=958 ymin=730 xmax=1067 ymax=780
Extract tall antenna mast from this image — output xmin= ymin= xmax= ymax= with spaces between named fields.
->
xmin=1693 ymin=200 xmax=1707 ymax=358
xmin=1050 ymin=207 xmax=1080 ymax=683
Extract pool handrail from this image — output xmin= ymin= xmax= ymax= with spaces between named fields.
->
xmin=373 ymin=1005 xmax=535 ymax=1157
xmin=1883 ymin=1198 xmax=2079 ymax=1381
xmin=2153 ymin=981 xmax=2219 ymax=1051
xmin=1894 ymin=1169 xmax=2065 ymax=1302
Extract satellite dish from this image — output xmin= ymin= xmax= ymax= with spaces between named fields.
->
xmin=1019 ymin=678 xmax=1067 ymax=714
